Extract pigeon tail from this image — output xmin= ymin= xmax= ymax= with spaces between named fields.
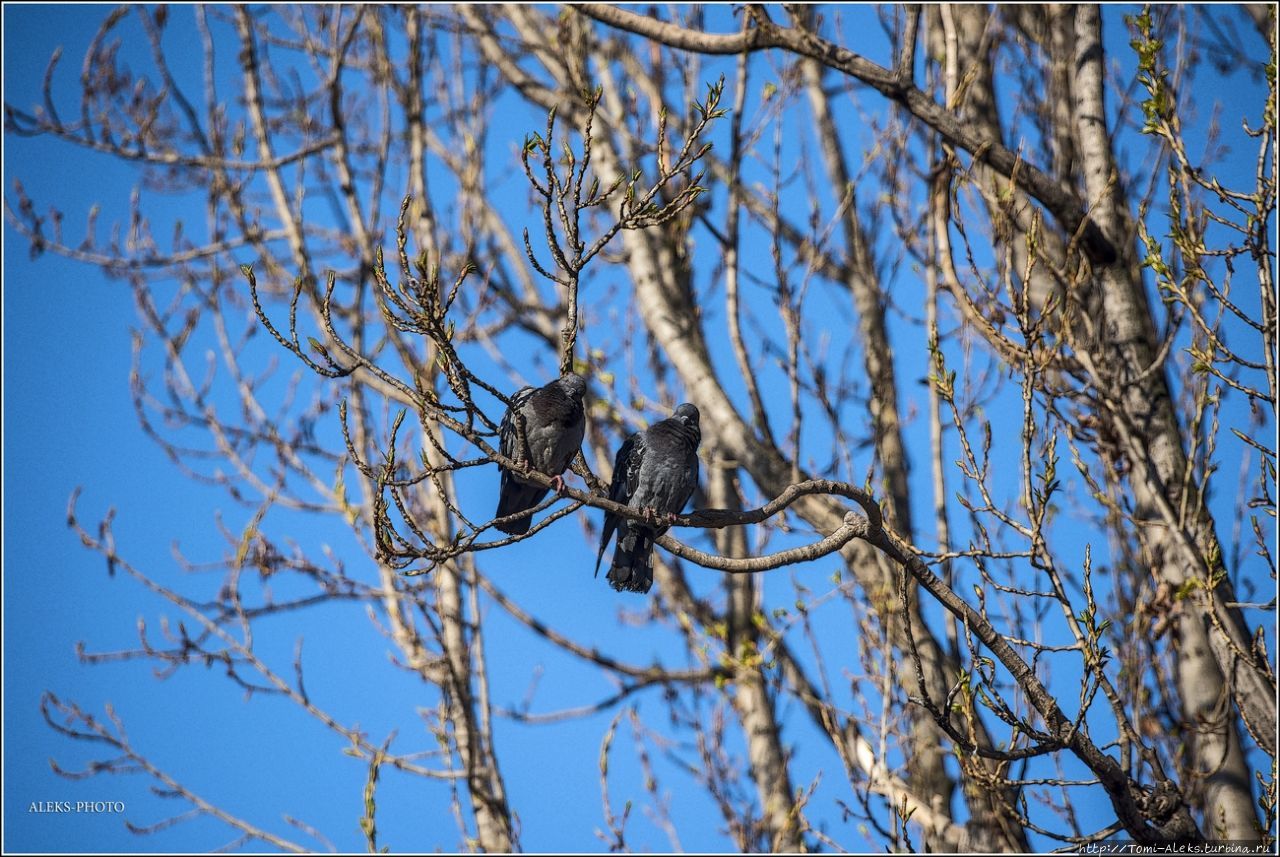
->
xmin=606 ymin=527 xmax=655 ymax=593
xmin=494 ymin=477 xmax=549 ymax=535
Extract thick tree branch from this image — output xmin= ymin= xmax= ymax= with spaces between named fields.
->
xmin=575 ymin=3 xmax=1119 ymax=264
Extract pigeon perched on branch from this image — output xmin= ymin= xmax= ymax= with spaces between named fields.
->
xmin=494 ymin=373 xmax=588 ymax=535
xmin=595 ymin=403 xmax=701 ymax=593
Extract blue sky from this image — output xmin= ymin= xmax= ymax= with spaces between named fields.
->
xmin=4 ymin=4 xmax=1276 ymax=853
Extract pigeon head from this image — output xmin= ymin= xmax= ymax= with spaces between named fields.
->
xmin=673 ymin=403 xmax=700 ymax=427
xmin=558 ymin=372 xmax=588 ymax=402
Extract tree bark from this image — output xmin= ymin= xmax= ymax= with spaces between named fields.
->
xmin=711 ymin=467 xmax=807 ymax=852
xmin=1070 ymin=5 xmax=1264 ymax=840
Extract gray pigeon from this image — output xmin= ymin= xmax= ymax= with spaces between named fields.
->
xmin=595 ymin=403 xmax=701 ymax=593
xmin=495 ymin=372 xmax=588 ymax=535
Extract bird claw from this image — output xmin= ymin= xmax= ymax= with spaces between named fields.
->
xmin=551 ymin=474 xmax=567 ymax=495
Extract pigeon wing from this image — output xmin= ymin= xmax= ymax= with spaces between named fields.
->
xmin=595 ymin=431 xmax=644 ymax=576
xmin=498 ymin=386 xmax=536 ymax=468
xmin=495 ymin=386 xmax=546 ymax=535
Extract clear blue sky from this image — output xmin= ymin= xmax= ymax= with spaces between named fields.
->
xmin=4 ymin=4 xmax=1275 ymax=853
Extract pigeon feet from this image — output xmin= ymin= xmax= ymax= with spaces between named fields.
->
xmin=551 ymin=474 xmax=568 ymax=495
xmin=641 ymin=510 xmax=680 ymax=527
xmin=639 ymin=506 xmax=669 ymax=526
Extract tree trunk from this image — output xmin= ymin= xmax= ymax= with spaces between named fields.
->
xmin=1070 ymin=5 xmax=1264 ymax=840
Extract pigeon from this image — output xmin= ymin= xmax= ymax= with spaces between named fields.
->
xmin=595 ymin=403 xmax=701 ymax=593
xmin=494 ymin=372 xmax=588 ymax=535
